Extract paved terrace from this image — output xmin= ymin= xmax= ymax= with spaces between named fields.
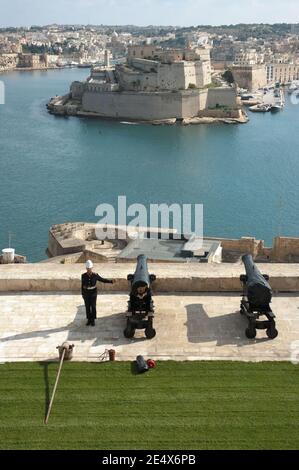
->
xmin=0 ymin=292 xmax=298 ymax=362
xmin=0 ymin=264 xmax=298 ymax=362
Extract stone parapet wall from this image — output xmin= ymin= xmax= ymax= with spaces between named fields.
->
xmin=0 ymin=263 xmax=298 ymax=293
xmin=271 ymin=237 xmax=299 ymax=262
xmin=204 ymin=236 xmax=263 ymax=257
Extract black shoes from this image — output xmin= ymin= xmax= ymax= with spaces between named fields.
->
xmin=91 ymin=321 xmax=95 ymax=327
xmin=86 ymin=320 xmax=91 ymax=326
xmin=86 ymin=320 xmax=95 ymax=326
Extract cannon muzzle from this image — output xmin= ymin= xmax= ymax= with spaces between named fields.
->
xmin=241 ymin=254 xmax=272 ymax=308
xmin=128 ymin=254 xmax=155 ymax=292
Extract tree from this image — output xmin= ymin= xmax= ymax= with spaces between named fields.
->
xmin=222 ymin=70 xmax=235 ymax=84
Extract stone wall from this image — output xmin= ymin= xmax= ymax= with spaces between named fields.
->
xmin=83 ymin=90 xmax=183 ymax=120
xmin=48 ymin=230 xmax=61 ymax=257
xmin=81 ymin=87 xmax=238 ymax=121
xmin=158 ymin=62 xmax=187 ymax=90
xmin=232 ymin=65 xmax=267 ymax=92
xmin=48 ymin=230 xmax=86 ymax=257
xmin=158 ymin=61 xmax=211 ymax=90
xmin=198 ymin=108 xmax=240 ymax=118
xmin=207 ymin=236 xmax=263 ymax=257
xmin=116 ymin=60 xmax=211 ymax=93
xmin=71 ymin=81 xmax=85 ymax=100
xmin=130 ymin=58 xmax=158 ymax=73
xmin=127 ymin=45 xmax=157 ymax=63
xmin=206 ymin=87 xmax=239 ymax=109
xmin=116 ymin=65 xmax=158 ymax=92
xmin=0 ymin=254 xmax=26 ymax=264
xmin=0 ymin=263 xmax=298 ymax=293
xmin=271 ymin=237 xmax=299 ymax=262
xmin=208 ymin=236 xmax=299 ymax=262
xmin=181 ymin=90 xmax=206 ymax=118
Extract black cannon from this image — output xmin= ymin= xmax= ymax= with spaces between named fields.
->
xmin=239 ymin=254 xmax=278 ymax=339
xmin=124 ymin=254 xmax=156 ymax=339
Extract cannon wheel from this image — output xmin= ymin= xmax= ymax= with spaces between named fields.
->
xmin=145 ymin=327 xmax=156 ymax=339
xmin=266 ymin=326 xmax=278 ymax=340
xmin=245 ymin=327 xmax=256 ymax=339
xmin=124 ymin=326 xmax=135 ymax=339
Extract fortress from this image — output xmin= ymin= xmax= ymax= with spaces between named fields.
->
xmin=48 ymin=45 xmax=247 ymax=123
xmin=43 ymin=222 xmax=299 ymax=265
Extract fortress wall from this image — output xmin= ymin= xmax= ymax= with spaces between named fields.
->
xmin=139 ymin=72 xmax=158 ymax=91
xmin=181 ymin=62 xmax=197 ymax=88
xmin=81 ymin=87 xmax=238 ymax=121
xmin=194 ymin=62 xmax=204 ymax=88
xmin=199 ymin=88 xmax=209 ymax=109
xmin=181 ymin=90 xmax=208 ymax=118
xmin=71 ymin=81 xmax=85 ymax=100
xmin=182 ymin=61 xmax=211 ymax=89
xmin=232 ymin=65 xmax=267 ymax=92
xmin=157 ymin=61 xmax=210 ymax=90
xmin=82 ymin=90 xmax=183 ymax=120
xmin=158 ymin=63 xmax=186 ymax=90
xmin=199 ymin=61 xmax=212 ymax=87
xmin=48 ymin=231 xmax=87 ymax=258
xmin=198 ymin=108 xmax=240 ymax=118
xmin=181 ymin=92 xmax=198 ymax=118
xmin=130 ymin=58 xmax=158 ymax=72
xmin=48 ymin=231 xmax=62 ymax=257
xmin=127 ymin=44 xmax=157 ymax=62
xmin=117 ymin=67 xmax=158 ymax=91
xmin=207 ymin=87 xmax=238 ymax=109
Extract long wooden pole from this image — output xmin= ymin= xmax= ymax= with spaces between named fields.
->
xmin=45 ymin=348 xmax=66 ymax=425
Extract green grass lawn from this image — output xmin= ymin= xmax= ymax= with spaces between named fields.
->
xmin=0 ymin=361 xmax=298 ymax=450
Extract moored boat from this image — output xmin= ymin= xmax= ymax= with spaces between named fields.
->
xmin=249 ymin=104 xmax=272 ymax=113
xmin=288 ymin=81 xmax=299 ymax=94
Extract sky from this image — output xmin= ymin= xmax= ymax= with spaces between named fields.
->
xmin=0 ymin=0 xmax=299 ymax=27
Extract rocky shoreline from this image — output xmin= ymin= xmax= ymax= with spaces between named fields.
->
xmin=182 ymin=111 xmax=248 ymax=125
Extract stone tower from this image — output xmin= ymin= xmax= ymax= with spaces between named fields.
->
xmin=104 ymin=50 xmax=110 ymax=68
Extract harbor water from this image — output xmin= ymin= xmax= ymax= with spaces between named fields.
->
xmin=0 ymin=68 xmax=298 ymax=261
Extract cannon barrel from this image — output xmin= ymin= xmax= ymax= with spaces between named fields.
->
xmin=129 ymin=254 xmax=156 ymax=291
xmin=242 ymin=254 xmax=272 ymax=308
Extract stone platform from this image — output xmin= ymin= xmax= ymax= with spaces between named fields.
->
xmin=0 ymin=292 xmax=298 ymax=362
